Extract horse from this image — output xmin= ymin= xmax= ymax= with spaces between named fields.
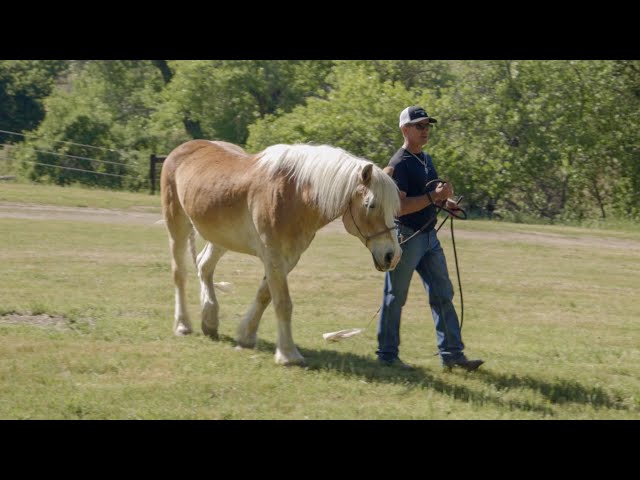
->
xmin=160 ymin=140 xmax=401 ymax=365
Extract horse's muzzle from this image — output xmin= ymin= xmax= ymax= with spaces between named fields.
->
xmin=372 ymin=250 xmax=399 ymax=272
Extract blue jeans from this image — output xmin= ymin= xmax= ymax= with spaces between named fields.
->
xmin=377 ymin=224 xmax=464 ymax=364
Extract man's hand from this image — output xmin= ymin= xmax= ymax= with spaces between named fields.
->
xmin=445 ymin=198 xmax=462 ymax=211
xmin=433 ymin=182 xmax=453 ymax=204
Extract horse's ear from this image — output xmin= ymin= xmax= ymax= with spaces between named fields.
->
xmin=360 ymin=163 xmax=373 ymax=187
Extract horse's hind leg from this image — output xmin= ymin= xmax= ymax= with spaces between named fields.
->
xmin=167 ymin=217 xmax=194 ymax=336
xmin=197 ymin=242 xmax=227 ymax=339
xmin=236 ymin=276 xmax=271 ymax=349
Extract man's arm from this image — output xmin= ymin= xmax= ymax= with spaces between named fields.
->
xmin=383 ymin=165 xmax=453 ymax=216
xmin=398 ymin=185 xmax=452 ymax=216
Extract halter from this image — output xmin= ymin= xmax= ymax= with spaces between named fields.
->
xmin=347 ymin=198 xmax=397 ymax=245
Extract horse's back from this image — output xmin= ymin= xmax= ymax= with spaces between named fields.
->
xmin=161 ymin=140 xmax=264 ymax=254
xmin=210 ymin=140 xmax=247 ymax=156
xmin=162 ymin=140 xmax=255 ymax=193
xmin=163 ymin=140 xmax=249 ymax=173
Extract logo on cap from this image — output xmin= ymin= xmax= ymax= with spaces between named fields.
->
xmin=410 ymin=108 xmax=428 ymax=120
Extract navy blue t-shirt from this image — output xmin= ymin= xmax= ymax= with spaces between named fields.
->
xmin=388 ymin=148 xmax=440 ymax=232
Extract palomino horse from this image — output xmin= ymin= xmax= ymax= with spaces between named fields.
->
xmin=160 ymin=140 xmax=401 ymax=365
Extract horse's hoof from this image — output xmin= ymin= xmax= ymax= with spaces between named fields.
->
xmin=235 ymin=335 xmax=257 ymax=349
xmin=201 ymin=325 xmax=219 ymax=339
xmin=274 ymin=349 xmax=305 ymax=366
xmin=174 ymin=325 xmax=192 ymax=336
xmin=276 ymin=358 xmax=306 ymax=367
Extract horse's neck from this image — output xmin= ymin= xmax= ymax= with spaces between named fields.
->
xmin=300 ymin=200 xmax=339 ymax=233
xmin=313 ymin=213 xmax=340 ymax=232
xmin=254 ymin=163 xmax=352 ymax=234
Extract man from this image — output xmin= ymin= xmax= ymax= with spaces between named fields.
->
xmin=377 ymin=105 xmax=484 ymax=371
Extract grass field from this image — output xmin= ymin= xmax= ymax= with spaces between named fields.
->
xmin=1 ymin=182 xmax=638 ymax=419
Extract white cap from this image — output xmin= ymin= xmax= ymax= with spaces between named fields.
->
xmin=399 ymin=106 xmax=437 ymax=128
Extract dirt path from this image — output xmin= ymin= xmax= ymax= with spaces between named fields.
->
xmin=2 ymin=201 xmax=639 ymax=251
xmin=0 ymin=202 xmax=163 ymax=225
xmin=439 ymin=228 xmax=640 ymax=251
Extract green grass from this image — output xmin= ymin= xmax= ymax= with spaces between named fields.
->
xmin=0 ymin=185 xmax=639 ymax=419
xmin=0 ymin=181 xmax=160 ymax=212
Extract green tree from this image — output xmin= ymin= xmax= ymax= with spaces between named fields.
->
xmin=149 ymin=60 xmax=335 ymax=150
xmin=16 ymin=60 xmax=164 ymax=189
xmin=0 ymin=60 xmax=69 ymax=144
xmin=433 ymin=60 xmax=640 ymax=221
xmin=246 ymin=62 xmax=434 ymax=165
xmin=346 ymin=60 xmax=456 ymax=97
xmin=9 ymin=59 xmax=637 ymax=220
xmin=605 ymin=60 xmax=640 ymax=218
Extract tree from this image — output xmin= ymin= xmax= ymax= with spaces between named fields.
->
xmin=0 ymin=60 xmax=69 ymax=144
xmin=8 ymin=59 xmax=637 ymax=220
xmin=149 ymin=60 xmax=335 ymax=149
xmin=432 ymin=60 xmax=640 ymax=221
xmin=16 ymin=61 xmax=164 ymax=189
xmin=345 ymin=60 xmax=456 ymax=97
xmin=246 ymin=62 xmax=431 ymax=165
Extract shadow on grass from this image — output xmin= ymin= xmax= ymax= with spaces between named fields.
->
xmin=212 ymin=334 xmax=628 ymax=415
xmin=473 ymin=370 xmax=626 ymax=410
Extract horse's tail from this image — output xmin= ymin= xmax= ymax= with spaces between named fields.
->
xmin=160 ymin=147 xmax=198 ymax=298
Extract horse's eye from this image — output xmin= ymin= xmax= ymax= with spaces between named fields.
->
xmin=364 ymin=200 xmax=376 ymax=209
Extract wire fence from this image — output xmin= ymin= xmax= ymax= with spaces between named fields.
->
xmin=20 ymin=161 xmax=135 ymax=179
xmin=0 ymin=129 xmax=135 ymax=156
xmin=0 ymin=129 xmax=147 ymax=184
xmin=0 ymin=143 xmax=133 ymax=168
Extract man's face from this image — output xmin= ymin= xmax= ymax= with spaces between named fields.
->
xmin=404 ymin=121 xmax=431 ymax=146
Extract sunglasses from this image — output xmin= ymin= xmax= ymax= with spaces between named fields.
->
xmin=412 ymin=123 xmax=432 ymax=131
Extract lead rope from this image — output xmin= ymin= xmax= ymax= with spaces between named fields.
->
xmin=425 ymin=179 xmax=466 ymax=332
xmin=436 ymin=208 xmax=464 ymax=332
xmin=372 ymin=189 xmax=466 ymax=330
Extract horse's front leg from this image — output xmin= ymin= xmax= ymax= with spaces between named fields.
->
xmin=263 ymin=261 xmax=304 ymax=366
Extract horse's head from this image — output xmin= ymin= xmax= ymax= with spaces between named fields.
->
xmin=342 ymin=163 xmax=402 ymax=271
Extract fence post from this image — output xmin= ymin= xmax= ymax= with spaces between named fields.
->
xmin=149 ymin=154 xmax=156 ymax=195
xmin=149 ymin=155 xmax=166 ymax=195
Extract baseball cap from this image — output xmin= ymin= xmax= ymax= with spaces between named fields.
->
xmin=399 ymin=106 xmax=438 ymax=128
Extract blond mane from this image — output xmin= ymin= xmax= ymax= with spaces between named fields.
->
xmin=256 ymin=144 xmax=399 ymax=221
